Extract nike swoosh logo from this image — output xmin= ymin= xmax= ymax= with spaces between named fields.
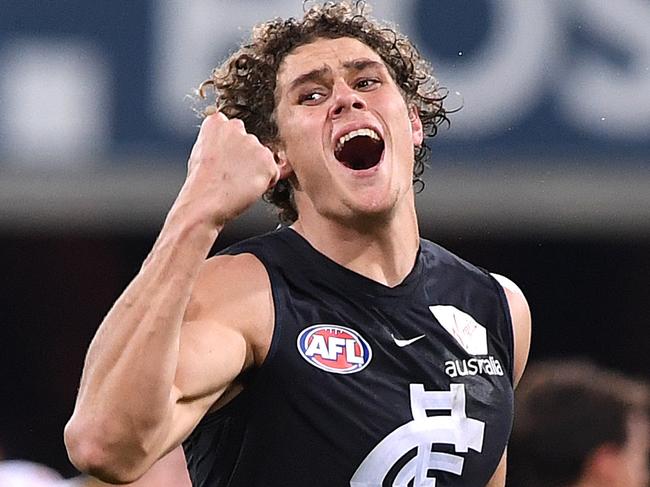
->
xmin=391 ymin=334 xmax=426 ymax=347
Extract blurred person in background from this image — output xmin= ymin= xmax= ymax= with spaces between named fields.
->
xmin=508 ymin=359 xmax=649 ymax=487
xmin=64 ymin=2 xmax=531 ymax=486
xmin=0 ymin=437 xmax=65 ymax=487
xmin=0 ymin=459 xmax=63 ymax=487
xmin=0 ymin=439 xmax=189 ymax=486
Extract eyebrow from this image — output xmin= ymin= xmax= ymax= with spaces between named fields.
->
xmin=341 ymin=58 xmax=385 ymax=73
xmin=287 ymin=65 xmax=332 ymax=94
xmin=286 ymin=58 xmax=386 ymax=94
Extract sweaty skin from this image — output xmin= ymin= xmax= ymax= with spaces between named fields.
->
xmin=64 ymin=37 xmax=530 ymax=486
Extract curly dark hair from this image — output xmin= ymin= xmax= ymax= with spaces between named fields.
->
xmin=198 ymin=1 xmax=449 ymax=223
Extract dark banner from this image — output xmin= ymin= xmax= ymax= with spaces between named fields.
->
xmin=2 ymin=0 xmax=649 ymax=167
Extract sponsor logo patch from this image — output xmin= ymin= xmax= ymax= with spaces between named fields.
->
xmin=444 ymin=356 xmax=504 ymax=378
xmin=429 ymin=305 xmax=489 ymax=355
xmin=297 ymin=324 xmax=372 ymax=374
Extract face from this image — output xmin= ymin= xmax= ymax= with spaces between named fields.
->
xmin=273 ymin=36 xmax=423 ymax=223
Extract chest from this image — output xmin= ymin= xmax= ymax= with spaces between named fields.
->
xmin=254 ymin=288 xmax=512 ymax=485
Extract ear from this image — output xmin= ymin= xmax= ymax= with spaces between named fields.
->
xmin=274 ymin=148 xmax=294 ymax=180
xmin=409 ymin=106 xmax=424 ymax=147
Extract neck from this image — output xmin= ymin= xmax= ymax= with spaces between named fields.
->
xmin=291 ymin=198 xmax=420 ymax=287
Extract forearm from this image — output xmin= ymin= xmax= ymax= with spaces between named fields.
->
xmin=65 ymin=210 xmax=218 ymax=477
xmin=65 ymin=109 xmax=279 ymax=481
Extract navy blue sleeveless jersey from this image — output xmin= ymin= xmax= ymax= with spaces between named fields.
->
xmin=183 ymin=227 xmax=514 ymax=487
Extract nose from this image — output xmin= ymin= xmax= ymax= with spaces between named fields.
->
xmin=329 ymin=80 xmax=367 ymax=118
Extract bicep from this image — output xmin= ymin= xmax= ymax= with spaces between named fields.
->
xmin=163 ymin=253 xmax=273 ymax=450
xmin=163 ymin=317 xmax=249 ymax=449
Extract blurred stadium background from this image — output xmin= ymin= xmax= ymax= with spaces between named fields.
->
xmin=1 ymin=0 xmax=649 ymax=478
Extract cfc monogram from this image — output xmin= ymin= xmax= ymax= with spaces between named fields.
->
xmin=350 ymin=383 xmax=485 ymax=487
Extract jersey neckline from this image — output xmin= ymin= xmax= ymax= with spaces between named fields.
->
xmin=278 ymin=226 xmax=425 ymax=299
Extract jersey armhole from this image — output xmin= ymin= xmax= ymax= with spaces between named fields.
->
xmin=192 ymin=247 xmax=284 ymax=428
xmin=487 ymin=273 xmax=516 ymax=385
xmin=237 ymin=250 xmax=284 ymax=372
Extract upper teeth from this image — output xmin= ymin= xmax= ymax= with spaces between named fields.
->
xmin=335 ymin=128 xmax=381 ymax=153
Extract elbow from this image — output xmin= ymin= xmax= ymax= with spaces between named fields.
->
xmin=64 ymin=417 xmax=149 ymax=484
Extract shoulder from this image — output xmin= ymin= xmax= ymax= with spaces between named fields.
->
xmin=192 ymin=252 xmax=271 ymax=307
xmin=490 ymin=273 xmax=532 ymax=387
xmin=420 ymin=238 xmax=486 ymax=276
xmin=419 ymin=238 xmax=460 ymax=263
xmin=187 ymin=251 xmax=275 ymax=367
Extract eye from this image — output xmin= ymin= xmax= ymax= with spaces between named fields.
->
xmin=298 ymin=91 xmax=326 ymax=105
xmin=355 ymin=78 xmax=380 ymax=91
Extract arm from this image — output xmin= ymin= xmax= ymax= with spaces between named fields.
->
xmin=485 ymin=273 xmax=532 ymax=487
xmin=81 ymin=447 xmax=192 ymax=486
xmin=485 ymin=451 xmax=507 ymax=487
xmin=492 ymin=273 xmax=531 ymax=388
xmin=64 ymin=113 xmax=280 ymax=483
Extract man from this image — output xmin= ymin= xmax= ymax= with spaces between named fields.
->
xmin=64 ymin=2 xmax=531 ymax=486
xmin=508 ymin=359 xmax=649 ymax=487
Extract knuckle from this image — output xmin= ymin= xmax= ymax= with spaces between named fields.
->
xmin=203 ymin=111 xmax=226 ymax=126
xmin=244 ymin=133 xmax=261 ymax=145
xmin=255 ymin=145 xmax=274 ymax=162
xmin=228 ymin=118 xmax=246 ymax=132
xmin=198 ymin=115 xmax=222 ymax=135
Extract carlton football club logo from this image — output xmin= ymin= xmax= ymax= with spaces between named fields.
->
xmin=297 ymin=324 xmax=372 ymax=374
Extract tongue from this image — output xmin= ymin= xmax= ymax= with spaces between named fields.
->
xmin=336 ymin=136 xmax=384 ymax=170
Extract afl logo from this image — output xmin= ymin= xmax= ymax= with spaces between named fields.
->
xmin=297 ymin=324 xmax=372 ymax=374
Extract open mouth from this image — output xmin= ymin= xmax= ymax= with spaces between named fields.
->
xmin=334 ymin=128 xmax=385 ymax=170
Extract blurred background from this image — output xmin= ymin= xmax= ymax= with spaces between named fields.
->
xmin=1 ymin=0 xmax=649 ymax=478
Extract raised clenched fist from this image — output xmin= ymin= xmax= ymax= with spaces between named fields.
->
xmin=174 ymin=111 xmax=280 ymax=229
